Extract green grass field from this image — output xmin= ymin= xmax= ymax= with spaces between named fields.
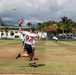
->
xmin=0 ymin=39 xmax=76 ymax=75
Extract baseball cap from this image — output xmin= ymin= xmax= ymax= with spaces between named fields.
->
xmin=30 ymin=27 xmax=35 ymax=32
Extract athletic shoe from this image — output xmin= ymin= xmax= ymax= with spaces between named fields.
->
xmin=34 ymin=58 xmax=38 ymax=60
xmin=16 ymin=53 xmax=21 ymax=59
xmin=29 ymin=58 xmax=39 ymax=61
xmin=29 ymin=62 xmax=38 ymax=67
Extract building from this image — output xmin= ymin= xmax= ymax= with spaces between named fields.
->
xmin=0 ymin=30 xmax=22 ymax=39
xmin=0 ymin=26 xmax=47 ymax=39
xmin=0 ymin=26 xmax=23 ymax=39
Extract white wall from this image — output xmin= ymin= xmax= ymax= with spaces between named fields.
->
xmin=0 ymin=30 xmax=47 ymax=39
xmin=38 ymin=32 xmax=47 ymax=38
xmin=0 ymin=30 xmax=21 ymax=38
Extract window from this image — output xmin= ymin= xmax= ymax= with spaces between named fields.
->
xmin=1 ymin=32 xmax=4 ymax=36
xmin=15 ymin=31 xmax=18 ymax=33
xmin=15 ymin=36 xmax=19 ymax=38
xmin=10 ymin=31 xmax=14 ymax=36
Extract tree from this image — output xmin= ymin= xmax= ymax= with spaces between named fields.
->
xmin=26 ymin=22 xmax=32 ymax=28
xmin=4 ymin=26 xmax=9 ymax=37
xmin=60 ymin=16 xmax=68 ymax=34
xmin=37 ymin=21 xmax=56 ymax=31
xmin=71 ymin=23 xmax=76 ymax=37
xmin=52 ymin=24 xmax=58 ymax=35
xmin=0 ymin=18 xmax=2 ymax=26
xmin=37 ymin=17 xmax=76 ymax=39
xmin=61 ymin=16 xmax=75 ymax=33
xmin=43 ymin=26 xmax=56 ymax=32
xmin=37 ymin=22 xmax=44 ymax=31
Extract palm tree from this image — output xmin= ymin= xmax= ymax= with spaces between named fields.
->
xmin=61 ymin=16 xmax=68 ymax=34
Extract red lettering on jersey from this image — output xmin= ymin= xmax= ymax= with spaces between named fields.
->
xmin=26 ymin=35 xmax=29 ymax=41
xmin=26 ymin=35 xmax=34 ymax=41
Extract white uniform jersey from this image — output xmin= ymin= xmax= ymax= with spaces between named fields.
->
xmin=22 ymin=31 xmax=38 ymax=45
xmin=31 ymin=39 xmax=35 ymax=47
xmin=32 ymin=39 xmax=35 ymax=44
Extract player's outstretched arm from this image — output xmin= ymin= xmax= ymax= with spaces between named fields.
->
xmin=18 ymin=19 xmax=24 ymax=34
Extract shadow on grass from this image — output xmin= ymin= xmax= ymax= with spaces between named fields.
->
xmin=28 ymin=64 xmax=45 ymax=68
xmin=19 ymin=64 xmax=45 ymax=68
xmin=37 ymin=64 xmax=45 ymax=66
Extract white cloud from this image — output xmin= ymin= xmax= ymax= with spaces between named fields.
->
xmin=57 ymin=0 xmax=68 ymax=6
xmin=2 ymin=17 xmax=14 ymax=21
xmin=26 ymin=3 xmax=33 ymax=7
xmin=0 ymin=0 xmax=76 ymax=26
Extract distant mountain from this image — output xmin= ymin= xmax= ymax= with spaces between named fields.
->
xmin=31 ymin=23 xmax=38 ymax=28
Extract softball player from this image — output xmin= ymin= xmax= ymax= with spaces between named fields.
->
xmin=16 ymin=19 xmax=39 ymax=66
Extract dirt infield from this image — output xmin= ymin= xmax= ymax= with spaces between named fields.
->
xmin=0 ymin=74 xmax=33 ymax=75
xmin=0 ymin=74 xmax=49 ymax=75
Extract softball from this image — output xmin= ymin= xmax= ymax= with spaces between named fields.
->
xmin=13 ymin=7 xmax=16 ymax=10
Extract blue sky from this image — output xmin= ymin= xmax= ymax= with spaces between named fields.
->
xmin=0 ymin=0 xmax=76 ymax=26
